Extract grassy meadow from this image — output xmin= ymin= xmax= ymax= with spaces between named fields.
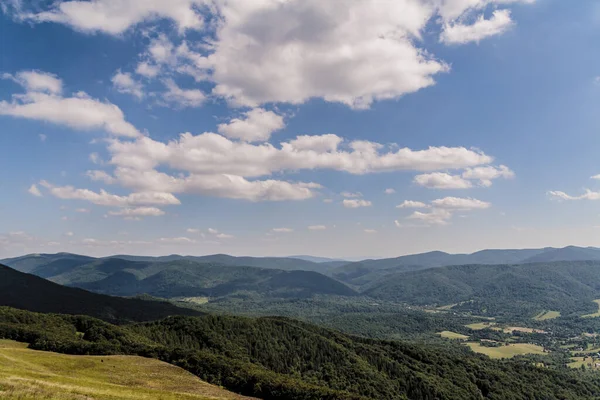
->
xmin=0 ymin=340 xmax=252 ymax=400
xmin=464 ymin=342 xmax=545 ymax=359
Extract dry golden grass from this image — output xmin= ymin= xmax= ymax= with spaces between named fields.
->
xmin=0 ymin=340 xmax=254 ymax=400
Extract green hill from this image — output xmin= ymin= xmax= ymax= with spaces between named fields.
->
xmin=28 ymin=258 xmax=356 ymax=299
xmin=365 ymin=261 xmax=600 ymax=317
xmin=0 ymin=264 xmax=202 ymax=322
xmin=0 ymin=339 xmax=254 ymax=400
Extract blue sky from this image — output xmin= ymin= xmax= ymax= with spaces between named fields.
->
xmin=1 ymin=0 xmax=600 ymax=259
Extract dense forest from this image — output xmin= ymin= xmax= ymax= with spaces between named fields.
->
xmin=3 ymin=306 xmax=600 ymax=399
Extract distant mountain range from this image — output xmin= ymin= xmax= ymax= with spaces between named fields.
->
xmin=0 ymin=263 xmax=202 ymax=322
xmin=5 ymin=246 xmax=600 ymax=307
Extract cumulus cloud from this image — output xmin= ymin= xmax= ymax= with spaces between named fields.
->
xmin=108 ymin=134 xmax=493 ymax=177
xmin=28 ymin=184 xmax=42 ymax=197
xmin=22 ymin=0 xmax=206 ymax=35
xmin=75 ymin=208 xmax=90 ymax=213
xmin=108 ymin=207 xmax=165 ymax=217
xmin=441 ymin=10 xmax=514 ymax=45
xmin=39 ymin=180 xmax=180 ymax=207
xmin=0 ymin=70 xmax=141 ymax=137
xmin=111 ymin=71 xmax=144 ymax=99
xmin=162 ymin=78 xmax=205 ymax=108
xmin=384 ymin=188 xmax=396 ymax=194
xmin=413 ymin=172 xmax=473 ymax=189
xmin=430 ymin=197 xmax=491 ymax=210
xmin=364 ymin=229 xmax=377 ymax=234
xmin=343 ymin=199 xmax=372 ymax=208
xmin=218 ymin=108 xmax=285 ymax=142
xmin=407 ymin=208 xmax=453 ymax=225
xmin=8 ymin=1 xmax=533 ymax=109
xmin=3 ymin=70 xmax=62 ymax=94
xmin=308 ymin=225 xmax=326 ymax=230
xmin=548 ymin=190 xmax=600 ymax=201
xmin=396 ymin=200 xmax=428 ymax=209
xmin=462 ymin=165 xmax=514 ymax=187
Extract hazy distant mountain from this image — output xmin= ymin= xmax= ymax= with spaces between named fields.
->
xmin=287 ymin=255 xmax=347 ymax=263
xmin=0 ymin=263 xmax=201 ymax=322
xmin=329 ymin=246 xmax=600 ymax=286
xmin=0 ymin=255 xmax=356 ymax=299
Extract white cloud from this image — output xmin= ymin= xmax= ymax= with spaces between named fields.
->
xmin=441 ymin=10 xmax=514 ymax=45
xmin=39 ymin=133 xmax=47 ymax=142
xmin=343 ymin=199 xmax=372 ymax=208
xmin=548 ymin=190 xmax=600 ymax=201
xmin=272 ymin=227 xmax=293 ymax=233
xmin=217 ymin=108 xmax=285 ymax=142
xmin=216 ymin=233 xmax=234 ymax=239
xmin=462 ymin=165 xmax=514 ymax=187
xmin=3 ymin=70 xmax=62 ymax=94
xmin=186 ymin=228 xmax=200 ymax=233
xmin=24 ymin=0 xmax=205 ymax=35
xmin=136 ymin=62 xmax=160 ymax=78
xmin=39 ymin=180 xmax=181 ymax=207
xmin=364 ymin=229 xmax=377 ymax=234
xmin=109 ymin=134 xmax=493 ymax=177
xmin=207 ymin=228 xmax=218 ymax=234
xmin=413 ymin=172 xmax=473 ymax=189
xmin=65 ymin=231 xmax=74 ymax=237
xmin=111 ymin=71 xmax=144 ymax=99
xmin=89 ymin=153 xmax=102 ymax=165
xmin=341 ymin=191 xmax=363 ymax=198
xmin=10 ymin=1 xmax=531 ymax=109
xmin=162 ymin=78 xmax=205 ymax=108
xmin=407 ymin=208 xmax=453 ymax=225
xmin=591 ymin=174 xmax=600 ymax=180
xmin=384 ymin=188 xmax=396 ymax=194
xmin=396 ymin=200 xmax=428 ymax=209
xmin=75 ymin=208 xmax=90 ymax=213
xmin=308 ymin=225 xmax=326 ymax=230
xmin=108 ymin=207 xmax=165 ymax=217
xmin=28 ymin=184 xmax=42 ymax=197
xmin=0 ymin=71 xmax=141 ymax=137
xmin=430 ymin=197 xmax=491 ymax=210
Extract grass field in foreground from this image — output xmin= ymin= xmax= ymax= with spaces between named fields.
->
xmin=0 ymin=340 xmax=253 ymax=400
xmin=464 ymin=342 xmax=545 ymax=359
xmin=533 ymin=310 xmax=561 ymax=321
xmin=582 ymin=300 xmax=600 ymax=318
xmin=438 ymin=331 xmax=469 ymax=340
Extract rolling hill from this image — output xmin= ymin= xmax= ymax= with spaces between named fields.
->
xmin=0 ymin=264 xmax=202 ymax=322
xmin=2 ymin=306 xmax=600 ymax=399
xmin=364 ymin=260 xmax=600 ymax=317
xmin=0 ymin=339 xmax=254 ymax=400
xmin=7 ymin=257 xmax=357 ymax=299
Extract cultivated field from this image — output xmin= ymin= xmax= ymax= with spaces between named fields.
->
xmin=0 ymin=340 xmax=253 ymax=400
xmin=464 ymin=342 xmax=545 ymax=358
xmin=465 ymin=322 xmax=496 ymax=330
xmin=533 ymin=310 xmax=560 ymax=321
xmin=438 ymin=331 xmax=469 ymax=340
xmin=582 ymin=300 xmax=600 ymax=318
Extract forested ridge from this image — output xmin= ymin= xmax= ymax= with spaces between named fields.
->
xmin=2 ymin=306 xmax=600 ymax=399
